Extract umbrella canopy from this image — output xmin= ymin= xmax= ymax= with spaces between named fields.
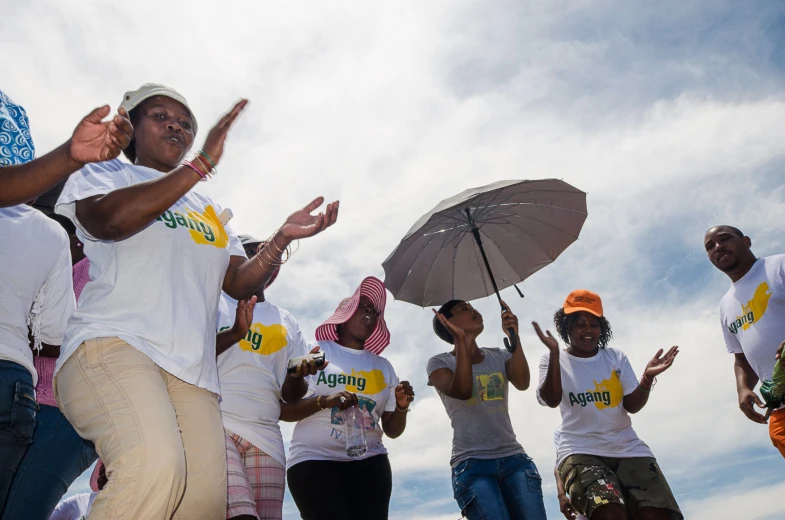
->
xmin=383 ymin=179 xmax=587 ymax=307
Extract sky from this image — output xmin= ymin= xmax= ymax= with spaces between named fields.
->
xmin=3 ymin=0 xmax=785 ymax=518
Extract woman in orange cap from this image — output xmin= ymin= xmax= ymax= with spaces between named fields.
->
xmin=534 ymin=290 xmax=681 ymax=520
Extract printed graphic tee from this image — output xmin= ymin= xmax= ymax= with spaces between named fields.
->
xmin=216 ymin=293 xmax=309 ymax=466
xmin=55 ymin=159 xmax=244 ymax=393
xmin=720 ymin=255 xmax=785 ymax=383
xmin=287 ymin=340 xmax=398 ymax=469
xmin=0 ymin=205 xmax=75 ymax=384
xmin=427 ymin=347 xmax=524 ymax=467
xmin=537 ymin=348 xmax=653 ymax=467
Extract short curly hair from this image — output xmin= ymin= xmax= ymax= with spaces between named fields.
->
xmin=432 ymin=300 xmax=463 ymax=344
xmin=553 ymin=308 xmax=613 ymax=348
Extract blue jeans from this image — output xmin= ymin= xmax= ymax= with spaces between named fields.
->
xmin=0 ymin=361 xmax=37 ymax=513
xmin=451 ymin=454 xmax=547 ymax=520
xmin=2 ymin=404 xmax=97 ymax=519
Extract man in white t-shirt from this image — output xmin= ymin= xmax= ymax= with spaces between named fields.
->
xmin=704 ymin=225 xmax=785 ymax=457
xmin=216 ymin=235 xmax=324 ymax=520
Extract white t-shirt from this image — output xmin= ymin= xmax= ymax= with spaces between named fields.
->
xmin=720 ymin=255 xmax=785 ymax=383
xmin=0 ymin=205 xmax=75 ymax=384
xmin=55 ymin=159 xmax=245 ymax=393
xmin=49 ymin=492 xmax=96 ymax=519
xmin=287 ymin=340 xmax=399 ymax=469
xmin=537 ymin=347 xmax=653 ymax=467
xmin=216 ymin=293 xmax=309 ymax=466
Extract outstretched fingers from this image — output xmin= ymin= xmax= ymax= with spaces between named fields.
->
xmin=83 ymin=105 xmax=111 ymax=124
xmin=219 ymin=99 xmax=248 ymax=129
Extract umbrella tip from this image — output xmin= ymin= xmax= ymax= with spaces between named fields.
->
xmin=514 ymin=284 xmax=524 ymax=298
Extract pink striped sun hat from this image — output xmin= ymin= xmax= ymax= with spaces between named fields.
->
xmin=315 ymin=276 xmax=391 ymax=355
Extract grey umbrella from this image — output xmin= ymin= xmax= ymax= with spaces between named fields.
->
xmin=382 ymin=179 xmax=587 ymax=351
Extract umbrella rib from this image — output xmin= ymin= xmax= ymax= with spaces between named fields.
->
xmin=420 ymin=223 xmax=468 ymax=305
xmin=481 ymin=220 xmax=554 ymax=262
xmin=473 ymin=203 xmax=588 ymax=221
xmin=492 ymin=213 xmax=584 ymax=239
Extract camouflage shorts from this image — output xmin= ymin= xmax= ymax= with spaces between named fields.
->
xmin=558 ymin=454 xmax=682 ymax=520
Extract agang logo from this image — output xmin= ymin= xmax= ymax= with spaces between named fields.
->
xmin=728 ymin=282 xmax=771 ymax=334
xmin=568 ymin=370 xmax=623 ymax=410
xmin=156 ymin=205 xmax=228 ymax=248
xmin=317 ymin=369 xmax=387 ymax=394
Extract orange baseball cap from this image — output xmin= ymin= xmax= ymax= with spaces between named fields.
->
xmin=563 ymin=289 xmax=603 ymax=317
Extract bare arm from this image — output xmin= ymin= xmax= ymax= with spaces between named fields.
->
xmin=533 ymin=322 xmax=562 ymax=408
xmin=555 ymin=467 xmax=577 ymax=519
xmin=0 ymin=106 xmax=133 ymax=207
xmin=278 ymin=391 xmax=357 ymax=422
xmin=501 ymin=303 xmax=529 ymax=390
xmin=623 ymin=347 xmax=678 ymax=414
xmin=429 ymin=312 xmax=474 ymax=400
xmin=380 ymin=381 xmax=415 ymax=439
xmin=221 ymin=200 xmax=339 ymax=299
xmin=734 ymin=352 xmax=767 ymax=424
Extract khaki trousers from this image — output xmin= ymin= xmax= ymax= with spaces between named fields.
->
xmin=55 ymin=337 xmax=227 ymax=520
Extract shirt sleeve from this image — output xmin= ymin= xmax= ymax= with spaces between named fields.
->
xmin=426 ymin=353 xmax=452 ymax=379
xmin=536 ymin=352 xmax=551 ymax=406
xmin=288 ymin=316 xmax=310 ymax=359
xmin=617 ymin=350 xmax=639 ymax=396
xmin=384 ymin=362 xmax=399 ymax=413
xmin=722 ymin=320 xmax=743 ymax=354
xmin=38 ymin=228 xmax=76 ymax=345
xmin=54 ymin=160 xmax=130 ymax=241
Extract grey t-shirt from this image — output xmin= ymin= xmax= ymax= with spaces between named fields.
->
xmin=426 ymin=347 xmax=524 ymax=467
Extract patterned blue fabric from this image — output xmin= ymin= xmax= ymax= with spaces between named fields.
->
xmin=0 ymin=89 xmax=35 ymax=166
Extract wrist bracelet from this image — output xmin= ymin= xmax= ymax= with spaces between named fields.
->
xmin=317 ymin=396 xmax=325 ymax=410
xmin=396 ymin=403 xmax=410 ymax=412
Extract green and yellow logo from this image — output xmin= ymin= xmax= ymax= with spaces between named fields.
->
xmin=218 ymin=322 xmax=288 ymax=356
xmin=568 ymin=370 xmax=623 ymax=409
xmin=728 ymin=282 xmax=771 ymax=334
xmin=317 ymin=369 xmax=387 ymax=394
xmin=157 ymin=205 xmax=228 ymax=248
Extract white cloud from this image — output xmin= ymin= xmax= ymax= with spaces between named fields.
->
xmin=3 ymin=0 xmax=784 ymax=517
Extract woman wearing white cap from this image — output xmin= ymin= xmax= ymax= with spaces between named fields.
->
xmin=53 ymin=84 xmax=338 ymax=520
xmin=283 ymin=276 xmax=415 ymax=520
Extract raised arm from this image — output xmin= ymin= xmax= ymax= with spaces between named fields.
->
xmin=0 ymin=106 xmax=133 ymax=207
xmin=501 ymin=301 xmax=530 ymax=391
xmin=75 ymin=101 xmax=246 ymax=241
xmin=221 ymin=198 xmax=339 ymax=300
xmin=429 ymin=311 xmax=473 ymax=400
xmin=623 ymin=346 xmax=678 ymax=414
xmin=533 ymin=322 xmax=562 ymax=408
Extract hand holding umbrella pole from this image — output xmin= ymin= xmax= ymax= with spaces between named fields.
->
xmin=465 ymin=207 xmax=518 ymax=352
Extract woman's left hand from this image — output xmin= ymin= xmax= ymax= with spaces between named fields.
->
xmin=280 ymin=197 xmax=339 ymax=242
xmin=395 ymin=381 xmax=415 ymax=410
xmin=500 ymin=299 xmax=519 ymax=337
xmin=644 ymin=346 xmax=679 ymax=379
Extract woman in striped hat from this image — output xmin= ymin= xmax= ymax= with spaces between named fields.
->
xmin=283 ymin=276 xmax=414 ymax=520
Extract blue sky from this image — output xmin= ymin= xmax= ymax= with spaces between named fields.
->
xmin=3 ymin=1 xmax=785 ymax=518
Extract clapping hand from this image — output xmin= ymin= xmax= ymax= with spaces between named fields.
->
xmin=395 ymin=381 xmax=415 ymax=410
xmin=201 ymin=100 xmax=248 ymax=166
xmin=280 ymin=197 xmax=339 ymax=241
xmin=230 ymin=296 xmax=257 ymax=342
xmin=532 ymin=322 xmax=560 ymax=353
xmin=68 ymin=106 xmax=134 ymax=164
xmin=432 ymin=309 xmax=466 ymax=342
xmin=643 ymin=346 xmax=679 ymax=379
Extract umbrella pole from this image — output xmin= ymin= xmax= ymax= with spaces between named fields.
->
xmin=465 ymin=208 xmax=517 ymax=352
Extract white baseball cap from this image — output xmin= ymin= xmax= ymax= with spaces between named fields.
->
xmin=120 ymin=83 xmax=197 ymax=133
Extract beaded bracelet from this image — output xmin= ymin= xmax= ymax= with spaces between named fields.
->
xmin=183 ymin=160 xmax=207 ymax=181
